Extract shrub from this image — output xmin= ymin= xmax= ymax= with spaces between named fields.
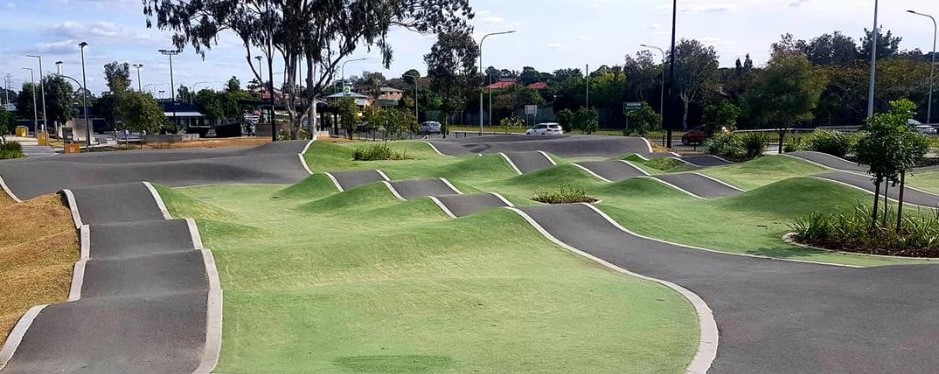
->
xmin=784 ymin=137 xmax=805 ymax=152
xmin=789 ymin=205 xmax=939 ymax=257
xmin=0 ymin=141 xmax=23 ymax=160
xmin=704 ymin=132 xmax=743 ymax=159
xmin=740 ymin=132 xmax=769 ymax=159
xmin=533 ymin=184 xmax=598 ymax=204
xmin=500 ymin=117 xmax=524 ymax=134
xmin=352 ymin=144 xmax=410 ymax=161
xmin=806 ymin=129 xmax=854 ymax=158
xmin=625 ymin=103 xmax=661 ymax=136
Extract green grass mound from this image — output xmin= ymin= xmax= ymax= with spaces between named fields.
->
xmin=504 ymin=164 xmax=602 ymax=190
xmin=719 ymin=177 xmax=870 ymax=217
xmin=273 ymin=174 xmax=338 ymax=201
xmin=304 ymin=142 xmax=357 ymax=171
xmin=593 ymin=177 xmax=695 ymax=200
xmin=155 ymin=185 xmax=263 ymax=246
xmin=702 ymin=155 xmax=826 ymax=190
xmin=300 ymin=183 xmax=398 ymax=213
xmin=433 ymin=154 xmax=518 ymax=181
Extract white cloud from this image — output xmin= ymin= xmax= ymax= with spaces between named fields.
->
xmin=789 ymin=0 xmax=810 ymax=7
xmin=577 ymin=35 xmax=591 ymax=41
xmin=48 ymin=21 xmax=152 ymax=42
xmin=646 ymin=23 xmax=661 ymax=31
xmin=29 ymin=40 xmax=79 ymax=55
xmin=546 ymin=42 xmax=565 ymax=50
xmin=676 ymin=3 xmax=737 ymax=13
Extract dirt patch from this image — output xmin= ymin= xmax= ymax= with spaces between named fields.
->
xmin=146 ymin=137 xmax=272 ymax=150
xmin=0 ymin=194 xmax=78 ymax=343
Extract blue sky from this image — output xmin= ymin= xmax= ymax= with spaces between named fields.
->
xmin=1 ymin=0 xmax=936 ymax=95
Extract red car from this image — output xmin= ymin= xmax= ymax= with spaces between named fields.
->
xmin=681 ymin=126 xmax=708 ymax=145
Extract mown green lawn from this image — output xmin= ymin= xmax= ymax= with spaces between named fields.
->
xmin=157 ymin=179 xmax=698 ymax=373
xmin=908 ymin=170 xmax=939 ymax=194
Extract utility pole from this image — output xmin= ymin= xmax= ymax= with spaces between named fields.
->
xmin=479 ymin=30 xmax=516 ymax=135
xmin=2 ymin=74 xmax=10 ymax=105
xmin=666 ymin=0 xmax=678 ymax=148
xmin=867 ymin=0 xmax=879 ymax=119
xmin=79 ymin=42 xmax=91 ymax=147
xmin=133 ymin=63 xmax=144 ymax=92
xmin=22 ymin=68 xmax=38 ymax=135
xmin=26 ymin=55 xmax=47 ymax=133
xmin=585 ymin=64 xmax=590 ymax=108
xmin=159 ymin=49 xmax=181 ymax=132
xmin=908 ymin=10 xmax=937 ymax=124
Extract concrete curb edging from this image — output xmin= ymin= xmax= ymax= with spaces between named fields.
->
xmin=640 ymin=137 xmax=654 ymax=153
xmin=506 ymin=207 xmax=718 ymax=374
xmin=424 ymin=141 xmax=446 ymax=157
xmin=572 ymin=163 xmax=613 ymax=183
xmin=0 ymin=305 xmax=48 ymax=371
xmin=782 ymin=232 xmax=939 ymax=262
xmin=187 ymin=219 xmax=205 ymax=250
xmin=298 ymin=154 xmax=313 ymax=175
xmin=537 ymin=151 xmax=558 ymax=166
xmin=428 ymin=196 xmax=458 ymax=219
xmin=381 ymin=181 xmax=407 ymax=201
xmin=376 ymin=170 xmax=392 ymax=181
xmin=499 ymin=153 xmax=523 ymax=175
xmin=61 ymin=189 xmax=83 ymax=229
xmin=0 ymin=174 xmax=22 ymax=203
xmin=620 ymin=160 xmax=653 ymax=176
xmin=490 ymin=193 xmax=515 ymax=207
xmin=643 ymin=177 xmax=705 ymax=199
xmin=143 ymin=182 xmax=172 ymax=220
xmin=322 ymin=172 xmax=345 ymax=192
xmin=439 ymin=178 xmax=463 ymax=195
xmin=691 ymin=172 xmax=748 ymax=192
xmin=300 ymin=140 xmax=314 ymax=156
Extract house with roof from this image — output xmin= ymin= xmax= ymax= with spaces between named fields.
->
xmin=483 ymin=79 xmax=549 ymax=91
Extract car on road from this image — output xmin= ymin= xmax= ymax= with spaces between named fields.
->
xmin=419 ymin=121 xmax=442 ymax=134
xmin=908 ymin=119 xmax=938 ymax=135
xmin=681 ymin=125 xmax=708 ymax=145
xmin=526 ymin=123 xmax=564 ymax=136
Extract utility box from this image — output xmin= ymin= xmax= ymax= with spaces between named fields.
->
xmin=15 ymin=126 xmax=28 ymax=137
xmin=37 ymin=132 xmax=49 ymax=146
xmin=65 ymin=144 xmax=81 ymax=154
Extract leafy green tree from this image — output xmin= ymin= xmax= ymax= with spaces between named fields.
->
xmin=144 ymin=0 xmax=473 ymax=140
xmin=556 ymin=109 xmax=574 ymax=133
xmin=702 ymin=101 xmax=740 ymax=135
xmin=743 ymin=52 xmax=827 ymax=129
xmin=116 ymin=91 xmax=167 ymax=133
xmin=177 ymin=85 xmax=194 ymax=104
xmin=626 ymin=103 xmax=661 ymax=136
xmin=499 ymin=116 xmax=524 ymax=134
xmin=0 ymin=108 xmax=15 ymax=142
xmin=335 ymin=97 xmax=359 ymax=139
xmin=571 ymin=107 xmax=599 ymax=134
xmin=104 ymin=61 xmax=131 ymax=93
xmin=42 ymin=76 xmax=76 ymax=127
xmin=859 ymin=27 xmax=902 ymax=61
xmin=15 ymin=83 xmax=37 ymax=122
xmin=856 ymin=99 xmax=929 ymax=228
xmin=672 ymin=39 xmax=719 ymax=129
xmin=424 ymin=28 xmax=479 ymax=130
xmin=225 ymin=76 xmax=241 ymax=92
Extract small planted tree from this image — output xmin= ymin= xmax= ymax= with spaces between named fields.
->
xmin=625 ymin=103 xmax=661 ymax=136
xmin=116 ymin=91 xmax=168 ymax=134
xmin=702 ymin=100 xmax=740 ymax=136
xmin=336 ymin=97 xmax=359 ymax=139
xmin=571 ymin=107 xmax=599 ymax=134
xmin=499 ymin=116 xmax=524 ymax=134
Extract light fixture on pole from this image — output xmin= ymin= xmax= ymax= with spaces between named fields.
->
xmin=22 ymin=67 xmax=38 ymax=136
xmin=909 ymin=9 xmax=937 ymax=125
xmin=640 ymin=44 xmax=667 ymax=115
xmin=79 ymin=42 xmax=91 ymax=147
xmin=55 ymin=61 xmax=63 ymax=75
xmin=479 ymin=30 xmax=515 ymax=135
xmin=404 ymin=72 xmax=421 ymax=124
xmin=132 ymin=63 xmax=144 ymax=92
xmin=666 ymin=0 xmax=678 ymax=148
xmin=340 ymin=58 xmax=367 ymax=96
xmin=26 ymin=54 xmax=47 ymax=133
xmin=159 ymin=49 xmax=181 ymax=132
xmin=867 ymin=0 xmax=879 ymax=118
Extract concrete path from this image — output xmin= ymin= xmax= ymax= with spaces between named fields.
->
xmin=326 ymin=170 xmax=389 ymax=191
xmin=517 ymin=203 xmax=939 ymax=373
xmin=815 ymin=171 xmax=939 ymax=208
xmin=0 ymin=140 xmax=311 ymax=200
xmin=431 ymin=135 xmax=652 ymax=158
xmin=431 ymin=193 xmax=513 ymax=218
xmin=20 ymin=145 xmax=56 ymax=158
xmin=502 ymin=151 xmax=555 ymax=174
xmin=386 ymin=179 xmax=460 ymax=200
xmin=651 ymin=173 xmax=744 ymax=198
xmin=0 ymin=182 xmax=219 ymax=374
xmin=574 ymin=160 xmax=649 ymax=182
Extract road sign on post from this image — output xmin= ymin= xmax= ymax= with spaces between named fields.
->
xmin=623 ymin=102 xmax=642 ymax=114
xmin=525 ymin=105 xmax=538 ymax=128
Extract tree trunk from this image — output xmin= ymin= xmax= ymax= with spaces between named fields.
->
xmin=896 ymin=172 xmax=905 ymax=233
xmin=682 ymin=99 xmax=690 ymax=131
xmin=871 ymin=177 xmax=881 ymax=230
xmin=882 ymin=181 xmax=890 ymax=228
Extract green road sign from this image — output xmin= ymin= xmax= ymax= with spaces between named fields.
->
xmin=623 ymin=102 xmax=642 ymax=113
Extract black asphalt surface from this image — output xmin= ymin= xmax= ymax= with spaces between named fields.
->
xmin=652 ymin=173 xmax=743 ymax=198
xmin=328 ymin=170 xmax=388 ymax=191
xmin=503 ymin=151 xmax=555 ymax=174
xmin=787 ymin=151 xmax=868 ymax=173
xmin=2 ymin=182 xmax=209 ymax=373
xmin=433 ymin=193 xmax=511 ymax=217
xmin=815 ymin=171 xmax=939 ymax=208
xmin=0 ymin=140 xmax=310 ymax=199
xmin=575 ymin=160 xmax=649 ymax=182
xmin=520 ymin=203 xmax=939 ymax=374
xmin=388 ymin=179 xmax=459 ymax=200
xmin=680 ymin=155 xmax=733 ymax=167
xmin=431 ymin=135 xmax=651 ymax=157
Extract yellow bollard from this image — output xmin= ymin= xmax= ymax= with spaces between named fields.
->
xmin=37 ymin=132 xmax=49 ymax=146
xmin=15 ymin=126 xmax=27 ymax=137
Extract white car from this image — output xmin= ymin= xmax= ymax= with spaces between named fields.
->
xmin=915 ymin=125 xmax=937 ymax=135
xmin=526 ymin=123 xmax=564 ymax=136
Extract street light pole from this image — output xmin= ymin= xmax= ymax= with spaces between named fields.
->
xmin=909 ymin=10 xmax=937 ymax=124
xmin=341 ymin=58 xmax=367 ymax=96
xmin=22 ymin=68 xmax=38 ymax=136
xmin=404 ymin=72 xmax=420 ymax=124
xmin=159 ymin=49 xmax=181 ymax=132
xmin=641 ymin=44 xmax=667 ymax=115
xmin=79 ymin=42 xmax=91 ymax=147
xmin=867 ymin=0 xmax=879 ymax=119
xmin=26 ymin=55 xmax=47 ymax=133
xmin=666 ymin=0 xmax=678 ymax=148
xmin=53 ymin=73 xmax=86 ymax=144
xmin=479 ymin=30 xmax=516 ymax=135
xmin=133 ymin=63 xmax=144 ymax=92
xmin=55 ymin=61 xmax=63 ymax=75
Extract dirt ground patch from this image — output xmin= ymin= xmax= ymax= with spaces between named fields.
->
xmin=0 ymin=194 xmax=78 ymax=343
xmin=145 ymin=137 xmax=272 ymax=150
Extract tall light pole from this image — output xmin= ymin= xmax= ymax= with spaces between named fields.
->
xmin=479 ymin=30 xmax=515 ymax=135
xmin=79 ymin=42 xmax=91 ymax=147
xmin=22 ymin=68 xmax=38 ymax=136
xmin=909 ymin=9 xmax=937 ymax=124
xmin=55 ymin=61 xmax=63 ymax=75
xmin=341 ymin=58 xmax=367 ymax=96
xmin=666 ymin=0 xmax=678 ymax=148
xmin=26 ymin=55 xmax=47 ymax=133
xmin=867 ymin=0 xmax=879 ymax=119
xmin=133 ymin=63 xmax=144 ymax=92
xmin=159 ymin=49 xmax=181 ymax=132
xmin=54 ymin=73 xmax=87 ymax=143
xmin=641 ymin=44 xmax=667 ymax=115
xmin=404 ymin=72 xmax=420 ymax=124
